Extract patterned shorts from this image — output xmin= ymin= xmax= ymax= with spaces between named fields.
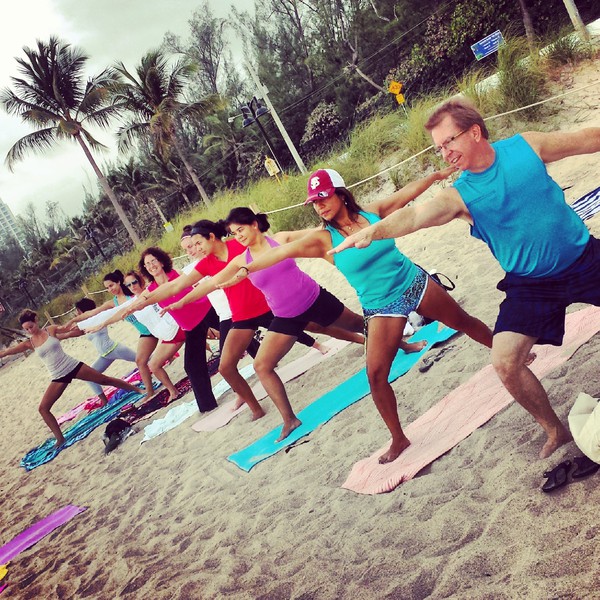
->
xmin=363 ymin=268 xmax=428 ymax=331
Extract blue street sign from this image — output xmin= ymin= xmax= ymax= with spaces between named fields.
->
xmin=471 ymin=30 xmax=505 ymax=61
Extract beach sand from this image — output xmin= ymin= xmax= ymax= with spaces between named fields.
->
xmin=1 ymin=59 xmax=600 ymax=599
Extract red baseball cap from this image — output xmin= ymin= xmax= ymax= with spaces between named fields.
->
xmin=304 ymin=169 xmax=346 ymax=205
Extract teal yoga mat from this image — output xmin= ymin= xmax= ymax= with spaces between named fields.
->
xmin=228 ymin=322 xmax=457 ymax=472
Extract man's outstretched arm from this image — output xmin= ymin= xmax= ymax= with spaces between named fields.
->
xmin=329 ymin=188 xmax=466 ymax=254
xmin=523 ymin=128 xmax=600 ymax=164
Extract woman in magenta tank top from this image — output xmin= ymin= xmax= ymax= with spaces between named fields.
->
xmin=138 ymin=247 xmax=220 ymax=413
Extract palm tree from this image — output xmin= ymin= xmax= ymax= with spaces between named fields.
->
xmin=113 ymin=49 xmax=221 ymax=205
xmin=0 ymin=36 xmax=141 ymax=245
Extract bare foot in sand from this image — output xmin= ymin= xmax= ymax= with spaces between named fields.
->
xmin=525 ymin=352 xmax=536 ymax=366
xmin=539 ymin=426 xmax=573 ymax=459
xmin=276 ymin=417 xmax=302 ymax=442
xmin=312 ymin=341 xmax=328 ymax=355
xmin=378 ymin=437 xmax=411 ymax=464
xmin=400 ymin=340 xmax=427 ymax=354
xmin=166 ymin=388 xmax=180 ymax=403
xmin=232 ymin=396 xmax=245 ymax=411
xmin=250 ymin=407 xmax=266 ymax=421
xmin=54 ymin=434 xmax=65 ymax=447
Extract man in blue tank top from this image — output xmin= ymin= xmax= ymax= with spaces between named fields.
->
xmin=331 ymin=98 xmax=600 ymax=460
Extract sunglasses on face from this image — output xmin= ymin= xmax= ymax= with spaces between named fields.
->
xmin=125 ymin=279 xmax=139 ymax=288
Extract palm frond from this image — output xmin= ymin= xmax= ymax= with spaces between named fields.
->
xmin=79 ymin=128 xmax=108 ymax=151
xmin=4 ymin=127 xmax=58 ymax=170
xmin=116 ymin=121 xmax=151 ymax=153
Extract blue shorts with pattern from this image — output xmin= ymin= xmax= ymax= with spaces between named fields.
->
xmin=363 ymin=268 xmax=428 ymax=327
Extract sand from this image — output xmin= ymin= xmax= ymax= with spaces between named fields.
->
xmin=1 ymin=59 xmax=600 ymax=600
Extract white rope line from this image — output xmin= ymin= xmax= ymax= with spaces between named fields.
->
xmin=264 ymin=78 xmax=600 ymax=216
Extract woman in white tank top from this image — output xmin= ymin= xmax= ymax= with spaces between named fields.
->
xmin=0 ymin=310 xmax=142 ymax=447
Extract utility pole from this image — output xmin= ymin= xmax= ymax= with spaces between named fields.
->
xmin=245 ymin=62 xmax=307 ymax=174
xmin=562 ymin=0 xmax=590 ymax=41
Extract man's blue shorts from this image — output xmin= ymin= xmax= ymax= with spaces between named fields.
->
xmin=494 ymin=236 xmax=600 ymax=346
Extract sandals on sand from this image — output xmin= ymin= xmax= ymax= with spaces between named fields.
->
xmin=419 ymin=345 xmax=456 ymax=373
xmin=541 ymin=455 xmax=600 ymax=492
xmin=542 ymin=460 xmax=571 ymax=492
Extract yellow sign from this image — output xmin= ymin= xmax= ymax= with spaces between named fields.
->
xmin=264 ymin=156 xmax=280 ymax=177
xmin=388 ymin=80 xmax=403 ymax=95
xmin=395 ymin=93 xmax=405 ymax=104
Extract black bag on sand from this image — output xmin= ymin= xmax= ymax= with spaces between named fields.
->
xmin=103 ymin=418 xmax=133 ymax=454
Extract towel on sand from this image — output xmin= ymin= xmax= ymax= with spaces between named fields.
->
xmin=570 ymin=185 xmax=600 ymax=221
xmin=140 ymin=363 xmax=256 ymax=443
xmin=192 ymin=338 xmax=351 ymax=432
xmin=228 ymin=322 xmax=457 ymax=472
xmin=343 ymin=305 xmax=600 ymax=495
xmin=0 ymin=505 xmax=86 ymax=564
xmin=20 ymin=388 xmax=147 ymax=471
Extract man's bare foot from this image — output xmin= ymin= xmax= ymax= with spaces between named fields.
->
xmin=378 ymin=437 xmax=411 ymax=464
xmin=539 ymin=426 xmax=573 ymax=459
xmin=54 ymin=434 xmax=66 ymax=447
xmin=250 ymin=407 xmax=266 ymax=421
xmin=98 ymin=394 xmax=108 ymax=408
xmin=312 ymin=341 xmax=328 ymax=355
xmin=401 ymin=340 xmax=427 ymax=354
xmin=525 ymin=352 xmax=537 ymax=366
xmin=276 ymin=417 xmax=302 ymax=442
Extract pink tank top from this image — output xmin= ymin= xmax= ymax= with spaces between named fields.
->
xmin=148 ymin=270 xmax=210 ymax=331
xmin=246 ymin=237 xmax=320 ymax=318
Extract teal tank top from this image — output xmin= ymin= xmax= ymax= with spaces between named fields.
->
xmin=453 ymin=134 xmax=588 ymax=277
xmin=326 ymin=211 xmax=418 ymax=310
xmin=114 ymin=296 xmax=151 ymax=336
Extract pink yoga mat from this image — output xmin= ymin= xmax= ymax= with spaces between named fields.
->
xmin=343 ymin=306 xmax=600 ymax=495
xmin=192 ymin=338 xmax=351 ymax=432
xmin=0 ymin=505 xmax=87 ymax=564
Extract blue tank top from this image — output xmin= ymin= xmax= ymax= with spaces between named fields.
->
xmin=114 ymin=296 xmax=151 ymax=336
xmin=453 ymin=134 xmax=589 ymax=277
xmin=326 ymin=211 xmax=418 ymax=310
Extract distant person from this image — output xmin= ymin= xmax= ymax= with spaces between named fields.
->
xmin=0 ymin=310 xmax=141 ymax=446
xmin=331 ymin=98 xmax=600 ymax=458
xmin=66 ymin=270 xmax=158 ymax=400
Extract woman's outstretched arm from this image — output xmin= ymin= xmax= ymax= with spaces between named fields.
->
xmin=217 ymin=231 xmax=329 ymax=289
xmin=0 ymin=339 xmax=32 ymax=358
xmin=370 ymin=165 xmax=457 ymax=218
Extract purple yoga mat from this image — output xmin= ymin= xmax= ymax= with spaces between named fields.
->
xmin=0 ymin=505 xmax=87 ymax=564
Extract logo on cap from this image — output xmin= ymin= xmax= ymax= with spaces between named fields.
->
xmin=310 ymin=176 xmax=320 ymax=190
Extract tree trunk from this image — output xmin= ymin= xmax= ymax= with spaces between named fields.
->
xmin=352 ymin=65 xmax=387 ymax=93
xmin=516 ymin=0 xmax=537 ymax=53
xmin=172 ymin=135 xmax=211 ymax=205
xmin=74 ymin=134 xmax=141 ymax=246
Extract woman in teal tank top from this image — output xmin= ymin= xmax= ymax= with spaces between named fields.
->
xmin=221 ymin=167 xmax=493 ymax=464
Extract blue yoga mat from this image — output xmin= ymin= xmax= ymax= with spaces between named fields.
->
xmin=228 ymin=322 xmax=457 ymax=472
xmin=20 ymin=386 xmax=152 ymax=471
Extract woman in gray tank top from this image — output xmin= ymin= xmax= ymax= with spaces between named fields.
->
xmin=0 ymin=310 xmax=142 ymax=447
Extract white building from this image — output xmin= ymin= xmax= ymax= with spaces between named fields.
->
xmin=0 ymin=199 xmax=26 ymax=249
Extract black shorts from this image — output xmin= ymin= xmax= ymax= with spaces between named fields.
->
xmin=52 ymin=361 xmax=84 ymax=384
xmin=269 ymin=287 xmax=344 ymax=338
xmin=494 ymin=236 xmax=600 ymax=346
xmin=231 ymin=311 xmax=274 ymax=331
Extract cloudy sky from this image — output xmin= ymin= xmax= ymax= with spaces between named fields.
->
xmin=0 ymin=0 xmax=253 ymax=220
